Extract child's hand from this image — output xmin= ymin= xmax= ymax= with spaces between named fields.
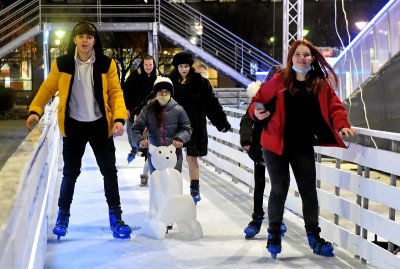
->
xmin=139 ymin=139 xmax=150 ymax=148
xmin=242 ymin=145 xmax=250 ymax=152
xmin=172 ymin=139 xmax=183 ymax=148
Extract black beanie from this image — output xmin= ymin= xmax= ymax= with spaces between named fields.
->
xmin=172 ymin=52 xmax=194 ymax=67
xmin=153 ymin=76 xmax=174 ymax=96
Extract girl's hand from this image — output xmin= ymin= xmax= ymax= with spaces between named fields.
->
xmin=339 ymin=127 xmax=357 ymax=137
xmin=254 ymin=108 xmax=270 ymax=120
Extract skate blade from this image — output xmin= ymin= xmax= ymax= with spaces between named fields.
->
xmin=112 ymin=232 xmax=131 ymax=240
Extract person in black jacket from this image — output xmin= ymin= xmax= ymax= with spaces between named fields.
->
xmin=122 ymin=55 xmax=159 ymax=186
xmin=168 ymin=52 xmax=231 ymax=204
xmin=240 ymin=65 xmax=281 ymax=239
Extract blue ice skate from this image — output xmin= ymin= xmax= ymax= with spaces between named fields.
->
xmin=53 ymin=209 xmax=70 ymax=240
xmin=127 ymin=148 xmax=137 ymax=164
xmin=190 ymin=186 xmax=201 ymax=204
xmin=266 ymin=223 xmax=287 ymax=259
xmin=306 ymin=226 xmax=334 ymax=257
xmin=109 ymin=206 xmax=132 ymax=239
xmin=244 ymin=212 xmax=264 ymax=239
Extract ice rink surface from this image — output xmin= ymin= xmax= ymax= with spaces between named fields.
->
xmin=45 ymin=133 xmax=374 ymax=269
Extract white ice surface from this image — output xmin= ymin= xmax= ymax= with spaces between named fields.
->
xmin=45 ymin=132 xmax=374 ymax=269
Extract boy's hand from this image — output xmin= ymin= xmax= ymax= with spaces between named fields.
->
xmin=113 ymin=122 xmax=124 ymax=136
xmin=26 ymin=114 xmax=39 ymax=131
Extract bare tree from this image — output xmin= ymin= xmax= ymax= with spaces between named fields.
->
xmin=101 ymin=32 xmax=147 ymax=83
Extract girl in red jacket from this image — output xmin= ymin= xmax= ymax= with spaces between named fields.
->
xmin=250 ymin=39 xmax=356 ymax=259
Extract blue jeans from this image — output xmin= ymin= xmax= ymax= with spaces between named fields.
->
xmin=263 ymin=145 xmax=319 ymax=228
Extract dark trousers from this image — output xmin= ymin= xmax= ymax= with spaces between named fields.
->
xmin=263 ymin=146 xmax=319 ymax=228
xmin=58 ymin=117 xmax=121 ymax=211
xmin=253 ymin=161 xmax=266 ymax=215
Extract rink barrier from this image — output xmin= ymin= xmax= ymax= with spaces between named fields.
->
xmin=203 ymin=106 xmax=400 ymax=269
xmin=0 ymin=98 xmax=61 ymax=269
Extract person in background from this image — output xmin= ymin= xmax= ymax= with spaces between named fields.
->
xmin=122 ymin=55 xmax=159 ymax=186
xmin=168 ymin=51 xmax=231 ymax=204
xmin=240 ymin=65 xmax=281 ymax=239
xmin=193 ymin=61 xmax=209 ymax=79
xmin=249 ymin=39 xmax=356 ymax=259
xmin=26 ymin=21 xmax=132 ymax=240
xmin=131 ymin=76 xmax=192 ymax=174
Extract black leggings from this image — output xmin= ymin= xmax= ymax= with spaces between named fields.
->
xmin=253 ymin=161 xmax=266 ymax=215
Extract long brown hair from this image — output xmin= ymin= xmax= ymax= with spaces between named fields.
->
xmin=282 ymin=39 xmax=338 ymax=94
xmin=149 ymin=99 xmax=164 ymax=129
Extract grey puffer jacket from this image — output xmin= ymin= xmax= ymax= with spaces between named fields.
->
xmin=131 ymin=98 xmax=192 ymax=147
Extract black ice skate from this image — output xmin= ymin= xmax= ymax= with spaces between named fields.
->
xmin=306 ymin=226 xmax=334 ymax=257
xmin=266 ymin=223 xmax=287 ymax=259
xmin=244 ymin=212 xmax=264 ymax=239
xmin=109 ymin=206 xmax=132 ymax=239
xmin=53 ymin=209 xmax=70 ymax=240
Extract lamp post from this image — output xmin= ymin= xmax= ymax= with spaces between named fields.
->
xmin=55 ymin=30 xmax=66 ymax=56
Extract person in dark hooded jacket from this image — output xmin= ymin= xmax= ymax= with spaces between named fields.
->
xmin=240 ymin=65 xmax=281 ymax=239
xmin=122 ymin=55 xmax=159 ymax=186
xmin=168 ymin=51 xmax=231 ymax=204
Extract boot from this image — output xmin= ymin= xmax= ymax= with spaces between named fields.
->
xmin=306 ymin=226 xmax=334 ymax=257
xmin=244 ymin=212 xmax=264 ymax=239
xmin=53 ymin=208 xmax=70 ymax=240
xmin=109 ymin=206 xmax=132 ymax=239
xmin=266 ymin=223 xmax=287 ymax=259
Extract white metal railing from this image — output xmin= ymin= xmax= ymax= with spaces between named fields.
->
xmin=332 ymin=0 xmax=400 ymax=100
xmin=214 ymin=88 xmax=248 ymax=109
xmin=0 ymin=99 xmax=61 ymax=269
xmin=204 ymin=107 xmax=400 ymax=269
xmin=1 ymin=103 xmax=400 ymax=267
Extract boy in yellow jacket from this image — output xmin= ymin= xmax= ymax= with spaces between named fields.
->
xmin=26 ymin=21 xmax=132 ymax=240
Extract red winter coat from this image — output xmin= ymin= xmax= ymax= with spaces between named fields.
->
xmin=249 ymin=73 xmax=351 ymax=156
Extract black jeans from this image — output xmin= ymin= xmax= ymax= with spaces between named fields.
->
xmin=253 ymin=161 xmax=266 ymax=215
xmin=263 ymin=145 xmax=319 ymax=228
xmin=58 ymin=117 xmax=121 ymax=211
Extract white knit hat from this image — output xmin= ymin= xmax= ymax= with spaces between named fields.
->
xmin=153 ymin=76 xmax=174 ymax=96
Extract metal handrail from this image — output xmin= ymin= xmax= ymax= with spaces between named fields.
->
xmin=331 ymin=0 xmax=399 ymax=100
xmin=157 ymin=1 xmax=280 ymax=79
xmin=0 ymin=0 xmax=40 ymax=48
xmin=1 ymin=1 xmax=280 ymax=81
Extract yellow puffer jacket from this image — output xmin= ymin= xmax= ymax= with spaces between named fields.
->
xmin=29 ymin=54 xmax=126 ymax=137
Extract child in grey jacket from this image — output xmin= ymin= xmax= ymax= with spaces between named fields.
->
xmin=131 ymin=76 xmax=192 ymax=173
